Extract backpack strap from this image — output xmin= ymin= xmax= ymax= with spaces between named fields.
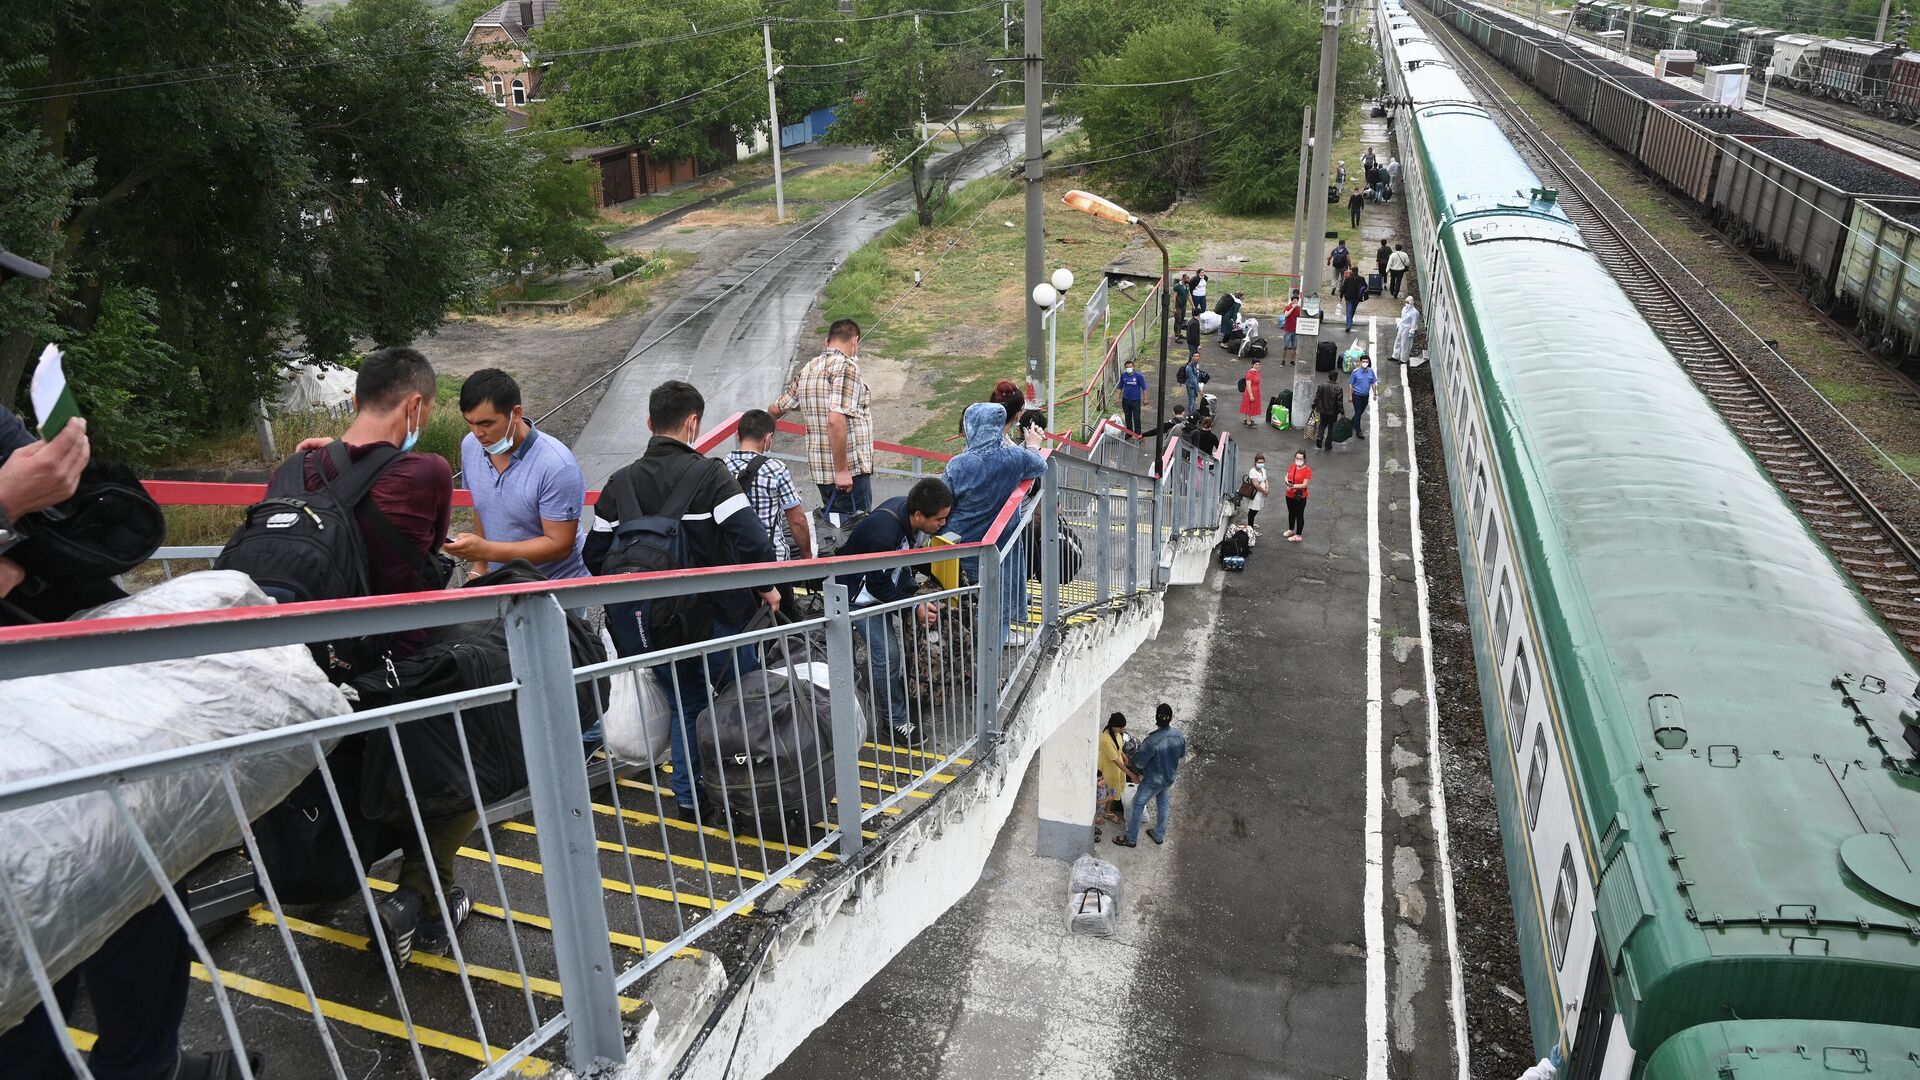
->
xmin=736 ymin=454 xmax=770 ymax=497
xmin=321 ymin=442 xmax=445 ymax=591
xmin=616 ymin=452 xmax=714 ymax=526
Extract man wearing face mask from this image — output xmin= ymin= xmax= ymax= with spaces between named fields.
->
xmin=446 ymin=369 xmax=589 ymax=583
xmin=295 ymin=346 xmax=453 ymax=627
xmin=1116 ymin=359 xmax=1148 ymax=436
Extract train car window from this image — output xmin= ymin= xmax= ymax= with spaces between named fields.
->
xmin=1481 ymin=504 xmax=1500 ymax=594
xmin=1494 ymin=572 xmax=1513 ymax=648
xmin=1471 ymin=468 xmax=1487 ymax=538
xmin=1508 ymin=642 xmax=1531 ymax=745
xmin=1526 ymin=725 xmax=1548 ymax=829
xmin=1550 ymin=846 xmax=1577 ymax=971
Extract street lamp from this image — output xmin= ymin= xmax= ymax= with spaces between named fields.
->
xmin=1062 ymin=188 xmax=1172 ymax=467
xmin=1029 ymin=266 xmax=1073 ymax=413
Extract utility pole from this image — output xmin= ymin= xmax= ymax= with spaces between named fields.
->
xmin=1023 ymin=0 xmax=1045 ymax=397
xmin=1291 ymin=107 xmax=1312 ymax=283
xmin=1296 ymin=0 xmax=1341 ymax=412
xmin=914 ymin=13 xmax=929 ymax=141
xmin=1623 ymin=5 xmax=1637 ymax=60
xmin=763 ymin=21 xmax=785 ymax=223
xmin=1879 ymin=0 xmax=1893 ymax=41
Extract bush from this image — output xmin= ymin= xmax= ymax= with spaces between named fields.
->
xmin=59 ymin=286 xmax=198 ymax=463
xmin=609 ymin=254 xmax=649 ymax=278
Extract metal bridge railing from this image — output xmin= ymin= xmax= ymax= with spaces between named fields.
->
xmin=0 ymin=423 xmax=1232 ymax=1080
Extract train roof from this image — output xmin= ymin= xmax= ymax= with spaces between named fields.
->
xmin=1822 ymin=37 xmax=1903 ymax=60
xmin=1392 ymin=1 xmax=1920 ymax=1038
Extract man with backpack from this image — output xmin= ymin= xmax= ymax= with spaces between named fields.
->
xmin=836 ymin=478 xmax=954 ymax=746
xmin=1327 ymin=240 xmax=1351 ymax=295
xmin=586 ymin=380 xmax=781 ymax=815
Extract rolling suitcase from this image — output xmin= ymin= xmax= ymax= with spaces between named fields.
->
xmin=1369 ymin=272 xmax=1385 ymax=296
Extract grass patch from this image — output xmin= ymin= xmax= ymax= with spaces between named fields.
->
xmin=1812 ymin=379 xmax=1875 ymax=406
xmin=176 ymin=374 xmax=471 ymax=475
xmin=596 ymin=158 xmax=778 ymax=229
xmin=735 ymin=160 xmax=889 ymax=205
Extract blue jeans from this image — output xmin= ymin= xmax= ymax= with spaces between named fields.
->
xmin=855 ymin=609 xmax=910 ymax=730
xmin=649 ymin=618 xmax=759 ymax=807
xmin=817 ymin=473 xmax=873 ymax=515
xmin=1344 ymin=299 xmax=1358 ymax=331
xmin=960 ymin=534 xmax=1033 ymax=646
xmin=1185 ymin=384 xmax=1199 ymax=416
xmin=1126 ymin=780 xmax=1173 ymax=844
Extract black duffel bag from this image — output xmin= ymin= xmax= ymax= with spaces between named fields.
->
xmin=350 ymin=560 xmax=610 ymax=826
xmin=1026 ymin=524 xmax=1085 ymax=585
xmin=2 ymin=458 xmax=163 ymax=623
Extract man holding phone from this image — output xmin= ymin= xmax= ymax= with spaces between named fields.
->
xmin=0 ymin=245 xmax=89 ymax=601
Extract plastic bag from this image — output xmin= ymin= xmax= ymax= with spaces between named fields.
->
xmin=1067 ymin=888 xmax=1117 ymax=937
xmin=0 ymin=571 xmax=348 ymax=1031
xmin=1071 ymin=854 xmax=1122 ymax=904
xmin=601 ymin=663 xmax=676 ymax=766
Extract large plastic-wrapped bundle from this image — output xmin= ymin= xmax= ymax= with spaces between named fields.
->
xmin=1066 ymin=855 xmax=1122 ymax=937
xmin=0 ymin=571 xmax=349 ymax=1030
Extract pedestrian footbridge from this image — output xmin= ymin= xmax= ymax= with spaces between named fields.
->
xmin=0 ymin=416 xmax=1236 ymax=1080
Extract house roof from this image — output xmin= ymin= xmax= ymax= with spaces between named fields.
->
xmin=465 ymin=0 xmax=561 ymax=48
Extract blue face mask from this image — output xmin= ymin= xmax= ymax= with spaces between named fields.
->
xmin=482 ymin=409 xmax=521 ymax=455
xmin=400 ymin=404 xmax=421 ymax=453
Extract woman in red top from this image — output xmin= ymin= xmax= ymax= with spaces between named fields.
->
xmin=1284 ymin=450 xmax=1312 ymax=541
xmin=1238 ymin=359 xmax=1263 ymax=427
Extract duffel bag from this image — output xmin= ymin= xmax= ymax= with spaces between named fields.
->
xmin=696 ymin=665 xmax=839 ymax=830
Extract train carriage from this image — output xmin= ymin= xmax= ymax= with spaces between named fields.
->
xmin=1380 ymin=2 xmax=1920 ymax=1075
xmin=1736 ymin=25 xmax=1780 ymax=68
xmin=1817 ymin=38 xmax=1901 ymax=104
xmin=1635 ymin=103 xmax=1725 ymax=203
xmin=1891 ymin=51 xmax=1920 ymax=117
xmin=1836 ymin=199 xmax=1920 ymax=365
xmin=1665 ymin=12 xmax=1700 ymax=50
xmin=1770 ymin=34 xmax=1826 ymax=89
xmin=1554 ymin=58 xmax=1601 ymax=124
xmin=1589 ymin=75 xmax=1655 ymax=155
xmin=1631 ymin=8 xmax=1668 ymax=50
xmin=1692 ymin=17 xmax=1738 ymax=64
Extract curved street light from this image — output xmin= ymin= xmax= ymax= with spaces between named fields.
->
xmin=1062 ymin=189 xmax=1172 ymax=468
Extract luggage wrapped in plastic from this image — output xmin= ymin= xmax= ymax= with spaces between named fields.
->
xmin=1070 ymin=854 xmax=1122 ymax=904
xmin=0 ymin=571 xmax=349 ymax=1030
xmin=1066 ymin=888 xmax=1117 ymax=937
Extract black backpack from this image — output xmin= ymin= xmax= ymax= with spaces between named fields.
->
xmin=1175 ymin=361 xmax=1191 ymax=384
xmin=601 ymin=456 xmax=718 ymax=652
xmin=217 ymin=443 xmax=411 ymax=604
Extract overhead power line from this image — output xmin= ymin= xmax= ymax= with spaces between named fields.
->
xmin=519 ymin=66 xmax=762 ymax=136
xmin=1044 ymin=66 xmax=1241 ymax=89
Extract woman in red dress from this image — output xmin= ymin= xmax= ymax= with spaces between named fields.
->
xmin=1238 ymin=359 xmax=1262 ymax=427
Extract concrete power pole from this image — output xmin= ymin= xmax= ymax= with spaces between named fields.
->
xmin=1291 ymin=106 xmax=1312 ymax=283
xmin=1622 ymin=5 xmax=1637 ymax=59
xmin=1023 ymin=0 xmax=1045 ymax=395
xmin=1879 ymin=0 xmax=1894 ymax=41
xmin=1296 ymin=0 xmax=1341 ymax=409
xmin=763 ymin=21 xmax=785 ymax=223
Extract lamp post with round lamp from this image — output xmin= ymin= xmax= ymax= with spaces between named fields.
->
xmin=1028 ymin=266 xmax=1074 ymax=416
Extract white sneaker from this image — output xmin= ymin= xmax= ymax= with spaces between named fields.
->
xmin=1005 ymin=627 xmax=1034 ymax=647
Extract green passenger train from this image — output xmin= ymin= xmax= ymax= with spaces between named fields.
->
xmin=1377 ymin=2 xmax=1920 ymax=1076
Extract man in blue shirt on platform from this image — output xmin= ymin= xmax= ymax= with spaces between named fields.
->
xmin=1114 ymin=703 xmax=1187 ymax=847
xmin=1117 ymin=359 xmax=1148 ymax=436
xmin=1349 ymin=353 xmax=1379 ymax=440
xmin=446 ymin=369 xmax=590 ymax=582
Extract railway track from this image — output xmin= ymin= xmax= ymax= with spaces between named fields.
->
xmin=1503 ymin=10 xmax=1920 ymax=165
xmin=1412 ymin=4 xmax=1920 ymax=656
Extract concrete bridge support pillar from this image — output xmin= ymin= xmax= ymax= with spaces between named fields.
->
xmin=1034 ymin=688 xmax=1101 ymax=860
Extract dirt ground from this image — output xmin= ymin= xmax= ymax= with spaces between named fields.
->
xmin=414 ymin=221 xmax=788 ymax=446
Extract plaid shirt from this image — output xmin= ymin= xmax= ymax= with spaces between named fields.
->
xmin=773 ymin=348 xmax=874 ymax=484
xmin=724 ymin=449 xmax=804 ymax=559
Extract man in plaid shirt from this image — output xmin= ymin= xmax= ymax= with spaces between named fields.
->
xmin=769 ymin=318 xmax=875 ymax=513
xmin=724 ymin=410 xmax=811 ymax=560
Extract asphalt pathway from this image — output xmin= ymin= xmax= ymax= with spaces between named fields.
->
xmin=571 ymin=118 xmax=1068 ymax=486
xmin=772 ymin=305 xmax=1463 ymax=1079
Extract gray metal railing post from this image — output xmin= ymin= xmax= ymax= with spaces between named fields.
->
xmin=1039 ymin=465 xmax=1060 ymax=627
xmin=977 ymin=552 xmax=1003 ymax=735
xmin=823 ymin=582 xmax=865 ymax=857
xmin=1096 ymin=485 xmax=1111 ymax=603
xmin=503 ymin=594 xmax=625 ymax=1073
xmin=1126 ymin=474 xmax=1141 ymax=594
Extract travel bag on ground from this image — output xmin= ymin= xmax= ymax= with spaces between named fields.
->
xmin=1268 ymin=403 xmax=1290 ymax=431
xmin=598 ymin=645 xmax=676 ymax=766
xmin=1332 ymin=418 xmax=1356 ymax=443
xmin=695 ymin=651 xmax=845 ymax=832
xmin=1369 ymin=272 xmax=1385 ymax=296
xmin=1244 ymin=337 xmax=1268 ymax=360
xmin=1315 ymin=340 xmax=1338 ymax=373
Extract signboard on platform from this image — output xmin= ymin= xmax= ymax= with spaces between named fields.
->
xmin=1083 ymin=278 xmax=1109 ymax=338
xmin=1296 ymin=316 xmax=1322 ymax=336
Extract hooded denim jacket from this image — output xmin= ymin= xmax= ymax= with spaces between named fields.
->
xmin=943 ymin=402 xmax=1046 ymax=546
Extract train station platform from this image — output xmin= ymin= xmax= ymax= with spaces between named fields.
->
xmin=770 ymin=297 xmax=1467 ymax=1080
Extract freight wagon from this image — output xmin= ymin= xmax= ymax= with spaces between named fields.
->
xmin=1735 ymin=25 xmax=1779 ymax=68
xmin=1817 ymin=38 xmax=1901 ymax=103
xmin=1770 ymin=34 xmax=1824 ymax=88
xmin=1836 ymin=200 xmax=1920 ymax=366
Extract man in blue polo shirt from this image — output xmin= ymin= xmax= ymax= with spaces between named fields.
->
xmin=1116 ymin=359 xmax=1147 ymax=436
xmin=1349 ymin=353 xmax=1378 ymax=440
xmin=445 ymin=369 xmax=589 ymax=582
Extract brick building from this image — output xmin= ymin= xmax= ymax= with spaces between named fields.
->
xmin=464 ymin=0 xmax=557 ymax=128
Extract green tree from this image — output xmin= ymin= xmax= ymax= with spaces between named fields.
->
xmin=492 ymin=140 xmax=613 ymax=285
xmin=534 ymin=0 xmax=766 ymax=165
xmin=1043 ymin=0 xmax=1188 ymax=87
xmin=1063 ymin=26 xmax=1229 ymax=210
xmin=56 ymin=284 xmax=194 ymax=461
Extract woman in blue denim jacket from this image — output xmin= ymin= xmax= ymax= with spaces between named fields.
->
xmin=945 ymin=402 xmax=1046 ymax=643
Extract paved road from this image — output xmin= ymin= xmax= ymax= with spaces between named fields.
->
xmin=572 ymin=119 xmax=1066 ymax=486
xmin=772 ymin=304 xmax=1461 ymax=1080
